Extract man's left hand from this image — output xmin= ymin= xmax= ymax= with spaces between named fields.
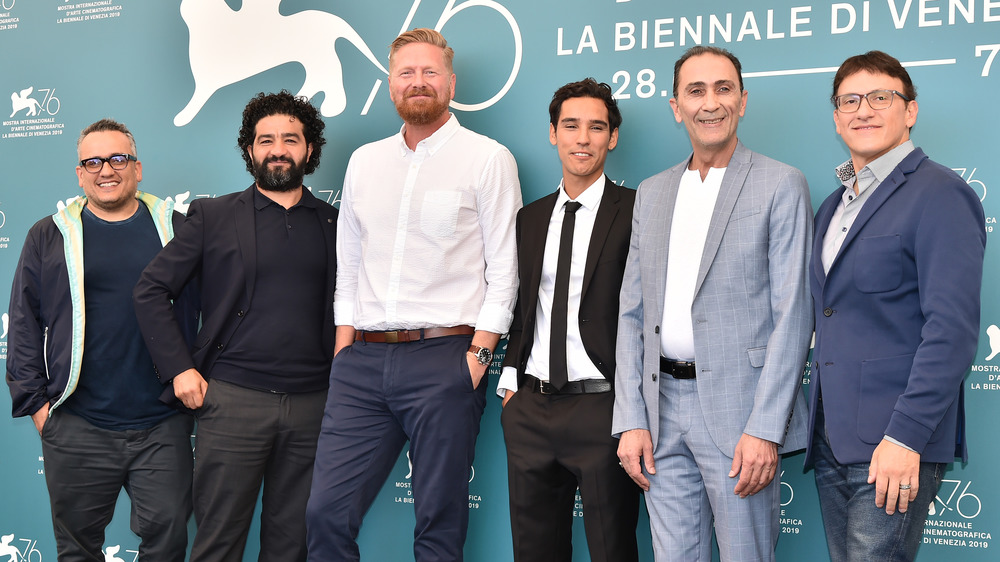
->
xmin=466 ymin=353 xmax=488 ymax=389
xmin=730 ymin=433 xmax=778 ymax=498
xmin=869 ymin=438 xmax=920 ymax=515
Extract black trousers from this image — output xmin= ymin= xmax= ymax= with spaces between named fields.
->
xmin=500 ymin=386 xmax=640 ymax=562
xmin=41 ymin=409 xmax=194 ymax=562
xmin=189 ymin=379 xmax=326 ymax=562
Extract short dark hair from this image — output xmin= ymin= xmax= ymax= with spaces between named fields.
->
xmin=78 ymin=118 xmax=137 ymax=156
xmin=548 ymin=78 xmax=622 ymax=132
xmin=237 ymin=90 xmax=326 ymax=175
xmin=672 ymin=46 xmax=744 ymax=98
xmin=831 ymin=50 xmax=916 ymax=105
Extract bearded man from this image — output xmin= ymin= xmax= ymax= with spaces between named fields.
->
xmin=134 ymin=91 xmax=338 ymax=562
xmin=304 ymin=28 xmax=521 ymax=562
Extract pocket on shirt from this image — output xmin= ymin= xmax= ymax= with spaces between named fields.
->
xmin=420 ymin=191 xmax=462 ymax=238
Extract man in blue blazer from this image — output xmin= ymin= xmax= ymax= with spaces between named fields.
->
xmin=807 ymin=51 xmax=986 ymax=562
xmin=614 ymin=47 xmax=813 ymax=561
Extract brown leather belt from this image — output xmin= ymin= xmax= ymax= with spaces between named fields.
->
xmin=355 ymin=325 xmax=475 ymax=343
xmin=524 ymin=375 xmax=612 ymax=395
xmin=660 ymin=357 xmax=697 ymax=379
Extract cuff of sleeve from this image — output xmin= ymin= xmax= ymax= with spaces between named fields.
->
xmin=883 ymin=435 xmax=918 ymax=453
xmin=334 ymin=300 xmax=355 ymax=327
xmin=884 ymin=410 xmax=933 ymax=453
xmin=497 ymin=366 xmax=518 ymax=398
xmin=475 ymin=304 xmax=514 ymax=336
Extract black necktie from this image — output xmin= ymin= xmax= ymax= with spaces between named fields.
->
xmin=550 ymin=201 xmax=581 ymax=390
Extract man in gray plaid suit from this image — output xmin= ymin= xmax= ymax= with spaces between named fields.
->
xmin=613 ymin=46 xmax=814 ymax=561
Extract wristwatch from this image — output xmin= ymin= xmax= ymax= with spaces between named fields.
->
xmin=468 ymin=344 xmax=493 ymax=366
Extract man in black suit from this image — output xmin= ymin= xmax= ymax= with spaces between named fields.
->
xmin=498 ymin=78 xmax=640 ymax=562
xmin=133 ymin=91 xmax=337 ymax=562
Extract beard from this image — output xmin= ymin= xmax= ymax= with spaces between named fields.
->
xmin=394 ymin=87 xmax=450 ymax=126
xmin=253 ymin=155 xmax=306 ymax=192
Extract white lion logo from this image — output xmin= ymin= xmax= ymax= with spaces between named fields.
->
xmin=9 ymin=87 xmax=42 ymax=118
xmin=173 ymin=0 xmax=388 ymax=126
xmin=103 ymin=544 xmax=125 ymax=562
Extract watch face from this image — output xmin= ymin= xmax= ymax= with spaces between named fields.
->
xmin=474 ymin=347 xmax=492 ymax=365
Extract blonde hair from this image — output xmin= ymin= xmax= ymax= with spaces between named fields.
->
xmin=389 ymin=28 xmax=454 ymax=73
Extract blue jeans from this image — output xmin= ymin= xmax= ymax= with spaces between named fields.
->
xmin=812 ymin=401 xmax=943 ymax=562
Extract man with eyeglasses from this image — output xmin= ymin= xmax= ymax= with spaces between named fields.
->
xmin=6 ymin=118 xmax=197 ymax=561
xmin=134 ymin=91 xmax=337 ymax=562
xmin=806 ymin=50 xmax=986 ymax=561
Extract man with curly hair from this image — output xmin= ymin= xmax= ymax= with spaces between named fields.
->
xmin=134 ymin=91 xmax=338 ymax=562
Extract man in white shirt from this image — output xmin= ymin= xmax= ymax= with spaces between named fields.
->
xmin=305 ymin=28 xmax=521 ymax=562
xmin=613 ymin=46 xmax=813 ymax=561
xmin=498 ymin=78 xmax=640 ymax=562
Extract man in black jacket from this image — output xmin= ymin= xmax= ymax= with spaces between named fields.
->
xmin=498 ymin=79 xmax=640 ymax=562
xmin=7 ymin=119 xmax=196 ymax=561
xmin=134 ymin=91 xmax=337 ymax=562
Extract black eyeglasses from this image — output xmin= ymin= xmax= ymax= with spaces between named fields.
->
xmin=79 ymin=154 xmax=137 ymax=173
xmin=833 ymin=89 xmax=910 ymax=113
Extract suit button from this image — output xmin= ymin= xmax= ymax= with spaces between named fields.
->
xmin=237 ymin=310 xmax=245 ymax=317
xmin=823 ymin=307 xmax=833 ymax=317
xmin=654 ymin=326 xmax=660 ymax=334
xmin=216 ymin=343 xmax=224 ymax=350
xmin=652 ymin=373 xmax=658 ymax=381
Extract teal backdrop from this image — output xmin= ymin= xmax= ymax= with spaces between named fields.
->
xmin=1 ymin=1 xmax=998 ymax=560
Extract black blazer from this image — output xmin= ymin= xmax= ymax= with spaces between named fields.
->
xmin=134 ymin=185 xmax=338 ymax=385
xmin=502 ymin=178 xmax=635 ymax=387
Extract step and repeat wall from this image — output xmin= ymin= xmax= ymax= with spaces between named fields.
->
xmin=1 ymin=1 xmax=998 ymax=560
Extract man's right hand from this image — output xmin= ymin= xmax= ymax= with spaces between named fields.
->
xmin=502 ymin=390 xmax=514 ymax=407
xmin=173 ymin=368 xmax=208 ymax=409
xmin=618 ymin=428 xmax=655 ymax=491
xmin=30 ymin=402 xmax=50 ymax=434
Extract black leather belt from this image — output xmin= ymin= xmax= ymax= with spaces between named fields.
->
xmin=660 ymin=357 xmax=697 ymax=379
xmin=524 ymin=375 xmax=612 ymax=395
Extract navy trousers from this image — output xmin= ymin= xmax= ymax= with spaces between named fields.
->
xmin=306 ymin=335 xmax=487 ymax=561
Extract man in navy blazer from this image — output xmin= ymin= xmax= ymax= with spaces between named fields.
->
xmin=808 ymin=51 xmax=986 ymax=562
xmin=498 ymin=78 xmax=639 ymax=561
xmin=134 ymin=92 xmax=337 ymax=562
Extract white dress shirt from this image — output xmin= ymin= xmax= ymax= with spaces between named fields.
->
xmin=335 ymin=114 xmax=522 ymax=334
xmin=497 ymin=177 xmax=607 ymax=396
xmin=660 ymin=167 xmax=724 ymax=361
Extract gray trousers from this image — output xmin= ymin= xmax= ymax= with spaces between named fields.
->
xmin=41 ymin=409 xmax=194 ymax=562
xmin=190 ymin=379 xmax=326 ymax=562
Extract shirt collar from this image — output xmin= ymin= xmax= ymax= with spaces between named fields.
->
xmin=555 ymin=174 xmax=606 ymax=213
xmin=395 ymin=113 xmax=461 ymax=157
xmin=835 ymin=139 xmax=915 ymax=189
xmin=253 ymin=185 xmax=318 ymax=210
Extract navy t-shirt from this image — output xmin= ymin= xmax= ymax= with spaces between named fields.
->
xmin=63 ymin=203 xmax=175 ymax=430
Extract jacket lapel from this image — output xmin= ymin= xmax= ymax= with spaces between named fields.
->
xmin=825 ymin=149 xmax=926 ymax=279
xmin=581 ymin=178 xmax=620 ymax=297
xmin=524 ymin=192 xmax=558 ymax=317
xmin=235 ymin=185 xmax=257 ymax=301
xmin=694 ymin=142 xmax=750 ymax=298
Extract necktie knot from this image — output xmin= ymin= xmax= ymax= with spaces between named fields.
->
xmin=564 ymin=201 xmax=582 ymax=214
